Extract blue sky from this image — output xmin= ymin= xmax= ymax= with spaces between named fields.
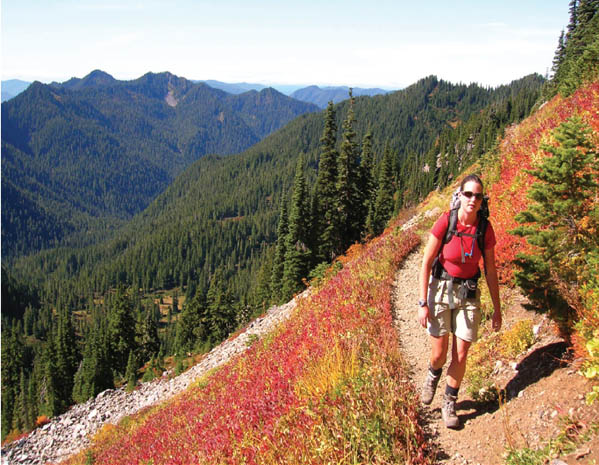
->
xmin=2 ymin=0 xmax=569 ymax=89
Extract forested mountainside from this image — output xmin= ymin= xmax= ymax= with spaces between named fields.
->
xmin=1 ymin=70 xmax=319 ymax=258
xmin=290 ymin=85 xmax=390 ymax=108
xmin=10 ymin=74 xmax=544 ymax=306
xmin=7 ymin=75 xmax=598 ymax=463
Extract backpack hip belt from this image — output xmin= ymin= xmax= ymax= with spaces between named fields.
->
xmin=432 ymin=262 xmax=481 ymax=309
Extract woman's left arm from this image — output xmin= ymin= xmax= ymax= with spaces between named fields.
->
xmin=484 ymin=247 xmax=502 ymax=331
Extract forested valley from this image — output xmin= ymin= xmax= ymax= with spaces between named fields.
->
xmin=2 ymin=70 xmax=546 ymax=441
xmin=1 ymin=70 xmax=320 ymax=259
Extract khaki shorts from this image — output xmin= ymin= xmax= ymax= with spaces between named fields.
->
xmin=427 ymin=277 xmax=482 ymax=342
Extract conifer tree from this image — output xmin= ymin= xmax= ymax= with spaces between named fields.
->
xmin=548 ymin=0 xmax=599 ymax=96
xmin=372 ymin=144 xmax=396 ymax=235
xmin=107 ymin=288 xmax=137 ymax=376
xmin=250 ymin=246 xmax=274 ymax=313
xmin=38 ymin=342 xmax=60 ymax=417
xmin=270 ymin=196 xmax=289 ymax=304
xmin=125 ymin=350 xmax=138 ymax=392
xmin=551 ymin=30 xmax=567 ymax=77
xmin=175 ymin=287 xmax=208 ymax=353
xmin=206 ymin=267 xmax=236 ymax=342
xmin=1 ymin=326 xmax=24 ymax=439
xmin=359 ymin=128 xmax=376 ymax=235
xmin=53 ymin=306 xmax=79 ymax=410
xmin=11 ymin=371 xmax=30 ymax=433
xmin=72 ymin=326 xmax=113 ymax=403
xmin=312 ymin=101 xmax=339 ymax=263
xmin=282 ymin=156 xmax=312 ymax=301
xmin=513 ymin=116 xmax=599 ymax=331
xmin=336 ymin=90 xmax=362 ymax=251
xmin=136 ymin=308 xmax=160 ymax=363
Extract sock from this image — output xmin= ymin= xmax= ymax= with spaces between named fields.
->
xmin=445 ymin=384 xmax=459 ymax=397
xmin=429 ymin=365 xmax=442 ymax=377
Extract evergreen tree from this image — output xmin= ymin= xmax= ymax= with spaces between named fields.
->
xmin=1 ymin=326 xmax=24 ymax=439
xmin=136 ymin=308 xmax=160 ymax=363
xmin=282 ymin=156 xmax=312 ymax=301
xmin=551 ymin=30 xmax=567 ymax=77
xmin=206 ymin=267 xmax=236 ymax=342
xmin=359 ymin=128 xmax=376 ymax=236
xmin=250 ymin=246 xmax=274 ymax=314
xmin=72 ymin=326 xmax=113 ymax=403
xmin=513 ymin=116 xmax=599 ymax=331
xmin=125 ymin=350 xmax=138 ymax=392
xmin=10 ymin=371 xmax=30 ymax=433
xmin=312 ymin=101 xmax=339 ymax=263
xmin=174 ymin=287 xmax=208 ymax=353
xmin=107 ymin=288 xmax=137 ymax=376
xmin=53 ymin=306 xmax=79 ymax=410
xmin=270 ymin=196 xmax=289 ymax=304
xmin=371 ymin=144 xmax=395 ymax=235
xmin=548 ymin=0 xmax=599 ymax=96
xmin=336 ymin=90 xmax=362 ymax=251
xmin=38 ymin=342 xmax=60 ymax=418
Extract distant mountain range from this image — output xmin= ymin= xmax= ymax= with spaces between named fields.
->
xmin=1 ymin=79 xmax=31 ymax=102
xmin=2 ymin=76 xmax=393 ymax=107
xmin=193 ymin=81 xmax=391 ymax=107
xmin=290 ymin=86 xmax=391 ymax=108
xmin=1 ymin=70 xmax=319 ymax=257
xmin=195 ymin=80 xmax=270 ymax=94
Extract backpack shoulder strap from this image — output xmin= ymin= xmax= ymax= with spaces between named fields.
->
xmin=444 ymin=207 xmax=459 ymax=244
xmin=477 ymin=216 xmax=489 ymax=273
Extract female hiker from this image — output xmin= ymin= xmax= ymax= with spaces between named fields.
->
xmin=417 ymin=174 xmax=501 ymax=428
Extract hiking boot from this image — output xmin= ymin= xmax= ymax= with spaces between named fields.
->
xmin=442 ymin=393 xmax=460 ymax=428
xmin=421 ymin=370 xmax=441 ymax=405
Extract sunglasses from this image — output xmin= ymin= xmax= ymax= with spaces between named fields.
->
xmin=461 ymin=191 xmax=484 ymax=201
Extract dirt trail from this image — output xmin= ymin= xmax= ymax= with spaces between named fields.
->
xmin=392 ymin=241 xmax=599 ymax=465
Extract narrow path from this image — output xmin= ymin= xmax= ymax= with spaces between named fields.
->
xmin=393 ymin=244 xmax=502 ymax=465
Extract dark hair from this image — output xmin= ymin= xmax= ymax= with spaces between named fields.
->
xmin=460 ymin=174 xmax=484 ymax=192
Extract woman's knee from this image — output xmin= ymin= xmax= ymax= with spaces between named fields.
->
xmin=452 ymin=338 xmax=471 ymax=364
xmin=430 ymin=335 xmax=449 ymax=365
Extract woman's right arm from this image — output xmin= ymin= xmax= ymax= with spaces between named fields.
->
xmin=418 ymin=233 xmax=443 ymax=328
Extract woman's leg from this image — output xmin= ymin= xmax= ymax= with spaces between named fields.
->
xmin=446 ymin=334 xmax=472 ymax=388
xmin=422 ymin=333 xmax=449 ymax=405
xmin=430 ymin=333 xmax=449 ymax=370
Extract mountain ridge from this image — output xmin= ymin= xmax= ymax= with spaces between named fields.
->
xmin=6 ymin=74 xmax=545 ymax=333
xmin=290 ymin=84 xmax=391 ymax=108
xmin=1 ymin=70 xmax=320 ymax=258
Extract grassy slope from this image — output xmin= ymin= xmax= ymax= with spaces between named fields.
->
xmin=62 ymin=81 xmax=599 ymax=465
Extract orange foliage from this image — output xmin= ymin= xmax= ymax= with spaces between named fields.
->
xmin=35 ymin=415 xmax=50 ymax=428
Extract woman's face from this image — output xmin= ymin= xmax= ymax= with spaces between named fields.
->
xmin=460 ymin=180 xmax=484 ymax=216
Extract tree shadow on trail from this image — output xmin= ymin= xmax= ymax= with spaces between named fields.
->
xmin=457 ymin=341 xmax=570 ymax=424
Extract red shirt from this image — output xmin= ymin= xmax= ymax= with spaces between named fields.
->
xmin=431 ymin=212 xmax=496 ymax=279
